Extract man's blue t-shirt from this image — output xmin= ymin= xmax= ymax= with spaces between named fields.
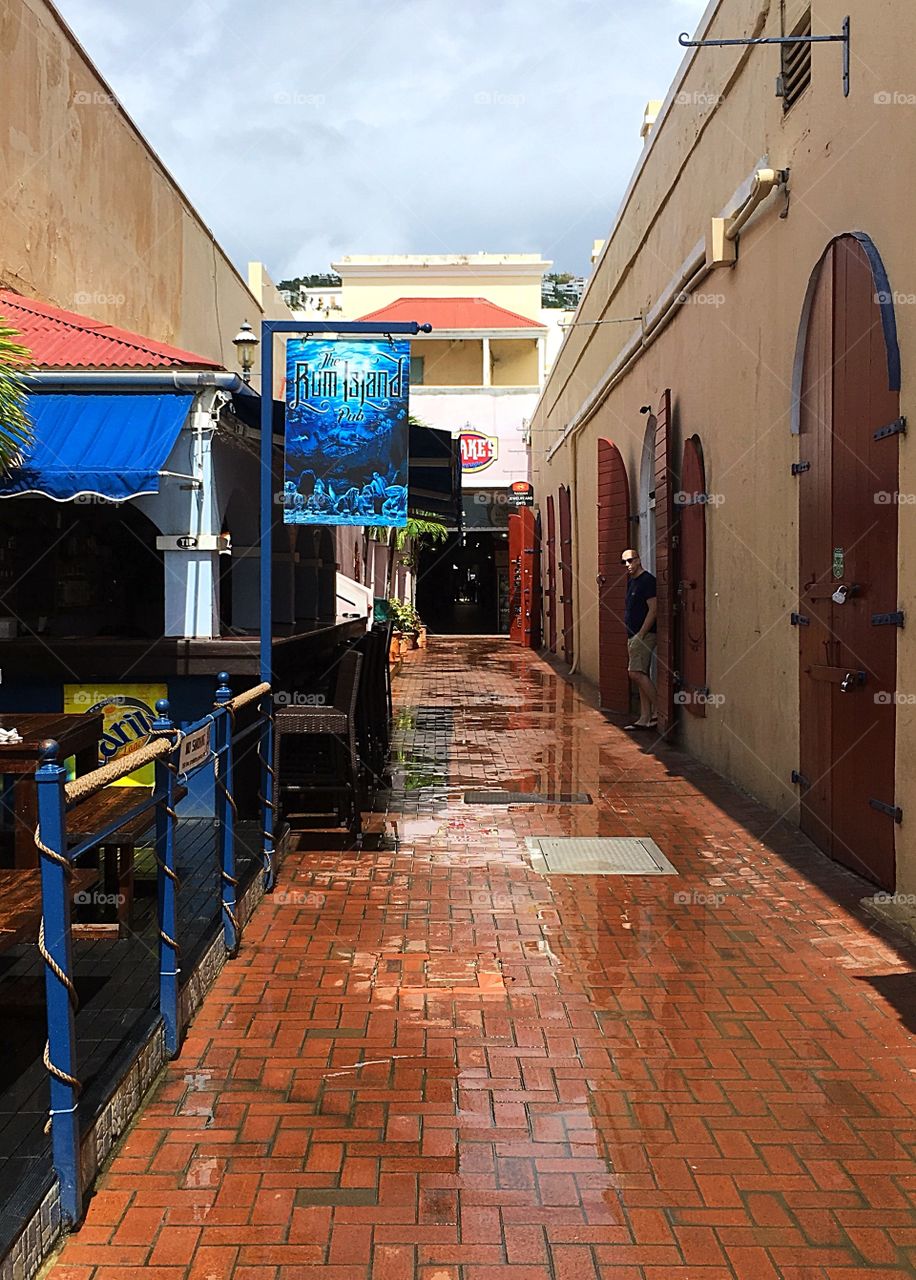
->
xmin=625 ymin=571 xmax=657 ymax=637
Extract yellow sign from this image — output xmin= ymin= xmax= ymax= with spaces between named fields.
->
xmin=63 ymin=684 xmax=167 ymax=786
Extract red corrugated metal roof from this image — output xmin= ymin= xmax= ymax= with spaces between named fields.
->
xmin=0 ymin=289 xmax=223 ymax=369
xmin=356 ymin=296 xmax=545 ymax=330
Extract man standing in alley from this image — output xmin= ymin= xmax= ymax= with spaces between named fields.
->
xmin=622 ymin=548 xmax=657 ymax=730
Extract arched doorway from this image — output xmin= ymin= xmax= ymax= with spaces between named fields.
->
xmin=557 ymin=485 xmax=574 ymax=664
xmin=597 ymin=439 xmax=630 ymax=713
xmin=796 ymin=233 xmax=901 ymax=890
xmin=545 ymin=494 xmax=557 ymax=653
xmin=637 ymin=417 xmax=656 ymax=574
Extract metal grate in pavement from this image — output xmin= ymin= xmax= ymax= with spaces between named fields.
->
xmin=464 ymin=791 xmax=592 ymax=805
xmin=525 ymin=836 xmax=678 ymax=875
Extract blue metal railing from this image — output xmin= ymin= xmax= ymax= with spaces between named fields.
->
xmin=33 ymin=674 xmax=274 ymax=1226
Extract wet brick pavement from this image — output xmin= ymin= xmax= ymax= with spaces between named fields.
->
xmin=48 ymin=637 xmax=916 ymax=1278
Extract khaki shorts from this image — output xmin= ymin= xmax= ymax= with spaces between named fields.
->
xmin=627 ymin=632 xmax=657 ymax=675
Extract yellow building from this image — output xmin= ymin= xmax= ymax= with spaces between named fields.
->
xmin=530 ymin=0 xmax=916 ymax=905
xmin=323 ymin=254 xmax=557 ymax=633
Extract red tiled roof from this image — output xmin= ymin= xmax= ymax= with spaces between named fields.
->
xmin=0 ymin=289 xmax=223 ymax=370
xmin=356 ymin=296 xmax=545 ymax=330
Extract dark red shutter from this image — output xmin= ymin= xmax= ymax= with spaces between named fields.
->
xmin=597 ymin=438 xmax=631 ymax=713
xmin=508 ymin=513 xmax=522 ymax=643
xmin=545 ymin=495 xmax=557 ymax=652
xmin=654 ymin=389 xmax=676 ymax=734
xmin=522 ymin=506 xmax=541 ymax=648
xmin=558 ymin=485 xmax=574 ymax=665
xmin=678 ymin=435 xmax=707 ymax=717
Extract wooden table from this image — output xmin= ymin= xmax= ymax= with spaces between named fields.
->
xmin=0 ymin=713 xmax=104 ymax=868
xmin=0 ymin=867 xmax=99 ymax=953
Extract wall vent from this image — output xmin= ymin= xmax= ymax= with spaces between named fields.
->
xmin=779 ymin=9 xmax=812 ymax=111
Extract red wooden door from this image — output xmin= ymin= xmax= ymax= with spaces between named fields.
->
xmin=545 ymin=495 xmax=557 ymax=652
xmin=798 ymin=235 xmax=900 ymax=890
xmin=521 ymin=506 xmax=542 ymax=648
xmin=678 ymin=435 xmax=707 ymax=716
xmin=597 ymin=439 xmax=631 ymax=713
xmin=558 ymin=485 xmax=574 ymax=664
xmin=509 ymin=508 xmax=540 ymax=647
xmin=508 ymin=513 xmax=523 ymax=643
xmin=653 ymin=390 xmax=676 ymax=734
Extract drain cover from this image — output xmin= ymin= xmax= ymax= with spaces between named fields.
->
xmin=526 ymin=836 xmax=677 ymax=875
xmin=464 ymin=791 xmax=592 ymax=805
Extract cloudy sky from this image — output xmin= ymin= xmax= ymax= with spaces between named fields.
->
xmin=57 ymin=0 xmax=708 ymax=281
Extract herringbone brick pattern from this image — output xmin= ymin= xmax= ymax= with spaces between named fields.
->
xmin=49 ymin=638 xmax=916 ymax=1277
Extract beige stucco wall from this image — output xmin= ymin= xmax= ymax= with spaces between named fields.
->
xmin=0 ymin=0 xmax=275 ymax=368
xmin=416 ymin=339 xmax=485 ymax=387
xmin=490 ymin=338 xmax=539 ymax=387
xmin=334 ymin=256 xmax=548 ymax=324
xmin=530 ymin=0 xmax=916 ymax=889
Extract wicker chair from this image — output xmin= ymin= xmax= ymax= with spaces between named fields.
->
xmin=349 ymin=625 xmax=393 ymax=787
xmin=273 ymin=649 xmax=364 ymax=834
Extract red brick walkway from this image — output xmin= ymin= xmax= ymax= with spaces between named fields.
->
xmin=50 ymin=638 xmax=916 ymax=1278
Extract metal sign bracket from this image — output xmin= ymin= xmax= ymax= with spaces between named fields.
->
xmin=679 ymin=16 xmax=850 ymax=97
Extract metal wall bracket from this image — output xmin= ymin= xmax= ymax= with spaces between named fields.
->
xmin=869 ymin=797 xmax=903 ymax=824
xmin=790 ymin=612 xmax=810 ymax=626
xmin=791 ymin=461 xmax=811 ymax=475
xmin=791 ymin=770 xmax=810 ymax=788
xmin=872 ymin=611 xmax=905 ymax=627
xmin=874 ymin=416 xmax=907 ymax=441
xmin=679 ymin=16 xmax=850 ymax=97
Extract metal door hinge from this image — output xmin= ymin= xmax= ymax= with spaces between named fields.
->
xmin=874 ymin=416 xmax=907 ymax=441
xmin=872 ymin=611 xmax=905 ymax=627
xmin=790 ymin=612 xmax=810 ymax=625
xmin=791 ymin=770 xmax=810 ymax=788
xmin=869 ymin=798 xmax=903 ymax=824
xmin=791 ymin=461 xmax=811 ymax=475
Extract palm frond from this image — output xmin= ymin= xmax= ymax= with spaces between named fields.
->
xmin=0 ymin=318 xmax=33 ymax=474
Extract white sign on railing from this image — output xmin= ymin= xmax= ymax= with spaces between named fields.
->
xmin=178 ymin=723 xmax=212 ymax=776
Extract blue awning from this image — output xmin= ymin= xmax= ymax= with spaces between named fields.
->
xmin=0 ymin=391 xmax=194 ymax=502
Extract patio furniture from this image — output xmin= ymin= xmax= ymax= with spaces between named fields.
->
xmin=66 ymin=783 xmax=187 ymax=936
xmin=0 ymin=867 xmax=99 ymax=954
xmin=350 ymin=624 xmax=393 ymax=786
xmin=273 ymin=649 xmax=364 ymax=834
xmin=0 ymin=713 xmax=104 ymax=867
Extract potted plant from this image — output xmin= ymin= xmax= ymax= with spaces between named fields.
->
xmin=388 ymin=598 xmax=419 ymax=652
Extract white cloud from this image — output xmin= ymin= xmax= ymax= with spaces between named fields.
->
xmin=56 ymin=0 xmax=708 ymax=279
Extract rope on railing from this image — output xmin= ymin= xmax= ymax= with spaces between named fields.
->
xmin=154 ymin=732 xmax=183 ymax=953
xmin=64 ymin=735 xmax=174 ymax=806
xmin=212 ymin=702 xmax=240 ymax=937
xmin=221 ymin=681 xmax=271 ymax=715
xmin=34 ymin=823 xmax=82 ymax=1131
xmin=257 ymin=699 xmax=276 ymax=882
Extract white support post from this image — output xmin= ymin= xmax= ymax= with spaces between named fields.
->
xmin=482 ymin=336 xmax=492 ymax=387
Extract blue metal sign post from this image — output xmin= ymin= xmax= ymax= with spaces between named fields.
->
xmin=256 ymin=319 xmax=431 ymax=879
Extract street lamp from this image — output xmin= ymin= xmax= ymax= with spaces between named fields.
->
xmin=232 ymin=320 xmax=259 ymax=384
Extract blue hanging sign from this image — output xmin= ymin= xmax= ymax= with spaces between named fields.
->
xmin=283 ymin=338 xmax=409 ymax=526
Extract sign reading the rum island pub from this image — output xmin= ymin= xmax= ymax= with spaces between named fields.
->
xmin=283 ymin=338 xmax=409 ymax=527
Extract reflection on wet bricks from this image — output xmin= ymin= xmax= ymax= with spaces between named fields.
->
xmin=48 ymin=638 xmax=916 ymax=1279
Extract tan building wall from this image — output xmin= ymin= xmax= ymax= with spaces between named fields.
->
xmin=530 ymin=0 xmax=916 ymax=890
xmin=333 ymin=255 xmax=549 ymax=322
xmin=0 ymin=0 xmax=290 ymax=373
xmin=418 ymin=339 xmax=485 ymax=387
xmin=490 ymin=338 xmax=539 ymax=386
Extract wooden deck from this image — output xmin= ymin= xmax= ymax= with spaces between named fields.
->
xmin=0 ymin=818 xmax=263 ymax=1257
